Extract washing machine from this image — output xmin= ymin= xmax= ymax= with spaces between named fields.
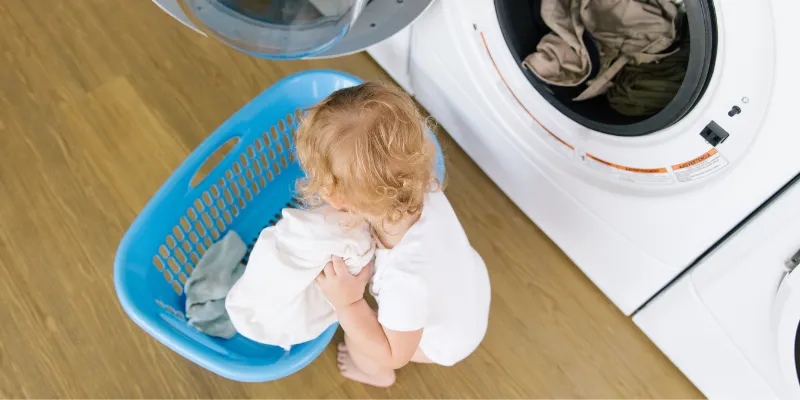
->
xmin=635 ymin=173 xmax=800 ymax=399
xmin=367 ymin=0 xmax=799 ymax=315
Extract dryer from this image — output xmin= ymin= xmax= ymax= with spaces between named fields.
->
xmin=635 ymin=174 xmax=800 ymax=399
xmin=368 ymin=0 xmax=799 ymax=315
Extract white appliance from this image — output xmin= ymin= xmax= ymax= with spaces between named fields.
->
xmin=367 ymin=0 xmax=800 ymax=316
xmin=635 ymin=174 xmax=800 ymax=399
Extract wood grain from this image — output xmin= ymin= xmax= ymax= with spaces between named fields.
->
xmin=0 ymin=0 xmax=701 ymax=398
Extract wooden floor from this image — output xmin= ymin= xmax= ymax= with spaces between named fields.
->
xmin=0 ymin=1 xmax=701 ymax=398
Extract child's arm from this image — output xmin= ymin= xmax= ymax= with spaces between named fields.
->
xmin=337 ymin=298 xmax=422 ymax=369
xmin=316 ymin=257 xmax=422 ymax=369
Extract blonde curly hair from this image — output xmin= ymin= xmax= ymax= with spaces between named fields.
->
xmin=294 ymin=81 xmax=441 ymax=223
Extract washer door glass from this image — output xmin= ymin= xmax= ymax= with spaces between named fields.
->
xmin=177 ymin=0 xmax=364 ymax=59
xmin=494 ymin=0 xmax=717 ymax=136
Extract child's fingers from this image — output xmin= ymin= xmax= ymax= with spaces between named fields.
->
xmin=332 ymin=256 xmax=348 ymax=276
xmin=323 ymin=261 xmax=335 ymax=278
xmin=356 ymin=262 xmax=373 ymax=281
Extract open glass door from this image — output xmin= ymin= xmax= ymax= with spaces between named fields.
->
xmin=177 ymin=0 xmax=364 ymax=59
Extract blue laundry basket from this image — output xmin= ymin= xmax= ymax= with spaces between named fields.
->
xmin=114 ymin=70 xmax=445 ymax=382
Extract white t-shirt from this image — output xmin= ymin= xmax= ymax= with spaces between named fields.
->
xmin=370 ymin=191 xmax=491 ymax=366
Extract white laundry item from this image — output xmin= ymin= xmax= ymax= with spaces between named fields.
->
xmin=370 ymin=191 xmax=491 ymax=366
xmin=225 ymin=206 xmax=375 ymax=350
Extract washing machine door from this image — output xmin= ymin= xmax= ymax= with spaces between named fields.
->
xmin=153 ymin=0 xmax=433 ymax=59
xmin=773 ymin=261 xmax=800 ymax=399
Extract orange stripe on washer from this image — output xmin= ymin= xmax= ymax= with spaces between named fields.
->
xmin=479 ymin=32 xmax=574 ymax=150
xmin=672 ymin=148 xmax=718 ymax=170
xmin=586 ymin=154 xmax=668 ymax=174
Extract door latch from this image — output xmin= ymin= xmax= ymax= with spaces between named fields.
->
xmin=785 ymin=248 xmax=800 ymax=272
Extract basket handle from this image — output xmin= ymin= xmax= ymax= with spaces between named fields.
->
xmin=179 ymin=129 xmax=244 ymax=191
xmin=189 ymin=137 xmax=242 ymax=189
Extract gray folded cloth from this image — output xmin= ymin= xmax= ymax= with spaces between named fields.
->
xmin=185 ymin=230 xmax=246 ymax=339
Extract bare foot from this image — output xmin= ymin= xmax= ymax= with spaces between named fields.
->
xmin=337 ymin=342 xmax=396 ymax=388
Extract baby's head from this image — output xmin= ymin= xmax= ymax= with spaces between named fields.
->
xmin=295 ymin=81 xmax=441 ymax=223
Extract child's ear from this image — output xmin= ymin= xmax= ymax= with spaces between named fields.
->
xmin=330 ymin=198 xmax=347 ymax=211
xmin=322 ymin=193 xmax=345 ymax=211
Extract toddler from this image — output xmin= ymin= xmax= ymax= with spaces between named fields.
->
xmin=295 ymin=81 xmax=491 ymax=387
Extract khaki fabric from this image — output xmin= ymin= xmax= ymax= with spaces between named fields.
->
xmin=523 ymin=0 xmax=679 ymax=101
xmin=606 ymin=21 xmax=689 ymax=117
xmin=522 ymin=0 xmax=592 ymax=87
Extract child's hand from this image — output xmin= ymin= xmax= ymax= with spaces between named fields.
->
xmin=316 ymin=256 xmax=373 ymax=310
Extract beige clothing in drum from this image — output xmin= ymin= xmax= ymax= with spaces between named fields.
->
xmin=523 ymin=0 xmax=679 ymax=101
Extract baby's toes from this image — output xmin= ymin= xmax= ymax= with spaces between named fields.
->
xmin=337 ymin=356 xmax=348 ymax=371
xmin=337 ymin=342 xmax=348 ymax=353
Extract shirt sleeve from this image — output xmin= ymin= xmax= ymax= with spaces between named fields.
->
xmin=376 ymin=268 xmax=429 ymax=332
